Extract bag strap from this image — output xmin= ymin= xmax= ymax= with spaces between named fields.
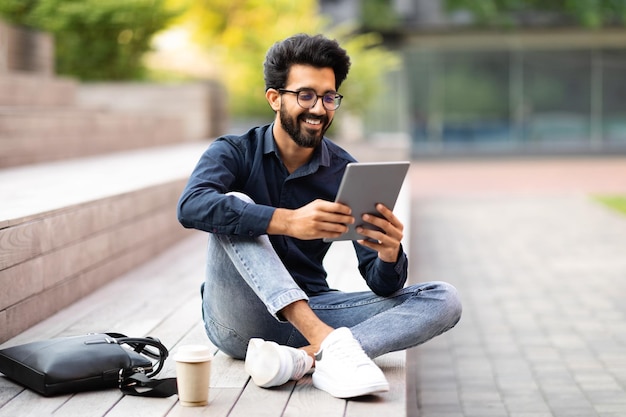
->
xmin=119 ymin=372 xmax=178 ymax=398
xmin=104 ymin=333 xmax=177 ymax=398
xmin=113 ymin=335 xmax=169 ymax=377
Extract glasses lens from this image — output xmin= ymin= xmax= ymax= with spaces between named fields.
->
xmin=323 ymin=93 xmax=341 ymax=110
xmin=297 ymin=90 xmax=316 ymax=107
xmin=294 ymin=89 xmax=341 ymax=110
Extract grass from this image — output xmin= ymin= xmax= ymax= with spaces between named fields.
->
xmin=595 ymin=195 xmax=626 ymax=216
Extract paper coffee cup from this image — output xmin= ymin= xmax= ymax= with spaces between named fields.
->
xmin=174 ymin=345 xmax=213 ymax=407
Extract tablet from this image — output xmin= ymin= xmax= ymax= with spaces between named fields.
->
xmin=323 ymin=161 xmax=410 ymax=242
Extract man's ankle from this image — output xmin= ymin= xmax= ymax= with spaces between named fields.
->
xmin=280 ymin=300 xmax=334 ymax=347
xmin=299 ymin=345 xmax=317 ymax=362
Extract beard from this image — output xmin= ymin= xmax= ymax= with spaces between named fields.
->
xmin=279 ymin=106 xmax=332 ymax=148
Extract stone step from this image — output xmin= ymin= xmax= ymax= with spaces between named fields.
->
xmin=77 ymin=81 xmax=227 ymax=141
xmin=0 ymin=73 xmax=77 ymax=107
xmin=0 ymin=142 xmax=210 ymax=343
xmin=0 ymin=107 xmax=187 ymax=168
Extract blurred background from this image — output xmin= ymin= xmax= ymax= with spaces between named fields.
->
xmin=3 ymin=0 xmax=626 ymax=158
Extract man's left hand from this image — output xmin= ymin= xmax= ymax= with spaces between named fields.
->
xmin=356 ymin=204 xmax=403 ymax=263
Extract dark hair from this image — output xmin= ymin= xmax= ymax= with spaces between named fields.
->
xmin=264 ymin=34 xmax=351 ymax=91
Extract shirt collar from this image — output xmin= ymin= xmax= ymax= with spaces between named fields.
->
xmin=263 ymin=123 xmax=331 ymax=176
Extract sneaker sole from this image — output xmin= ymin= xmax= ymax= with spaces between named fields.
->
xmin=244 ymin=340 xmax=283 ymax=388
xmin=312 ymin=373 xmax=390 ymax=398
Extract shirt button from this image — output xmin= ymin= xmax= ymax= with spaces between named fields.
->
xmin=248 ymin=231 xmax=254 ymax=236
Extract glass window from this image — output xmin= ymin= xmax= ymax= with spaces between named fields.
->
xmin=440 ymin=51 xmax=512 ymax=149
xmin=522 ymin=50 xmax=592 ymax=149
xmin=602 ymin=49 xmax=626 ymax=143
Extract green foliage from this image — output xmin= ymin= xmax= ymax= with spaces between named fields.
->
xmin=335 ymin=27 xmax=400 ymax=115
xmin=0 ymin=0 xmax=39 ymax=26
xmin=595 ymin=195 xmax=626 ymax=216
xmin=164 ymin=0 xmax=324 ymax=116
xmin=361 ymin=0 xmax=401 ymax=31
xmin=0 ymin=0 xmax=178 ymax=80
xmin=0 ymin=0 xmax=398 ymax=114
xmin=166 ymin=0 xmax=399 ymax=118
xmin=444 ymin=0 xmax=626 ymax=28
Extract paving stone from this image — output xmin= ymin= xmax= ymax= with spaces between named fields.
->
xmin=411 ymin=193 xmax=626 ymax=417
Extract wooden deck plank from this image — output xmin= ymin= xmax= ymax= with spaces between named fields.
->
xmin=345 ymin=351 xmax=406 ymax=417
xmin=167 ymin=388 xmax=243 ymax=417
xmin=106 ymin=393 xmax=178 ymax=417
xmin=1 ymin=230 xmax=409 ymax=416
xmin=209 ymin=353 xmax=248 ymax=389
xmin=0 ymin=389 xmax=70 ymax=417
xmin=228 ymin=382 xmax=294 ymax=417
xmin=283 ymin=377 xmax=346 ymax=417
xmin=0 ymin=385 xmax=21 ymax=411
xmin=51 ymin=391 xmax=125 ymax=417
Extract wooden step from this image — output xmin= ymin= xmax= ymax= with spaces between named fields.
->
xmin=76 ymin=82 xmax=227 ymax=141
xmin=0 ymin=234 xmax=406 ymax=417
xmin=0 ymin=142 xmax=210 ymax=343
xmin=0 ymin=73 xmax=76 ymax=107
xmin=0 ymin=107 xmax=187 ymax=168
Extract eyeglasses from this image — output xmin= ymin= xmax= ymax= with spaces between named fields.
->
xmin=278 ymin=88 xmax=343 ymax=111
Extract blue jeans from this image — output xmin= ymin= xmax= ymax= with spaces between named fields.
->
xmin=201 ymin=194 xmax=462 ymax=360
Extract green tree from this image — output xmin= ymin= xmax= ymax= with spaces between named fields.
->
xmin=361 ymin=0 xmax=401 ymax=31
xmin=444 ymin=0 xmax=626 ymax=28
xmin=165 ymin=0 xmax=399 ymax=117
xmin=0 ymin=0 xmax=178 ymax=80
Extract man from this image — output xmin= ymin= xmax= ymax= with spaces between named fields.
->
xmin=177 ymin=33 xmax=461 ymax=398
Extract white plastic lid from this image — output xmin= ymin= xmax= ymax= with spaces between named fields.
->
xmin=174 ymin=344 xmax=214 ymax=363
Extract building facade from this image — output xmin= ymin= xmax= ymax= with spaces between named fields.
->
xmin=321 ymin=0 xmax=626 ymax=156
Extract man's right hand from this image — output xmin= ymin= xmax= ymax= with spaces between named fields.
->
xmin=268 ymin=199 xmax=354 ymax=240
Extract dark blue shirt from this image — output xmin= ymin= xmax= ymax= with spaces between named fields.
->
xmin=177 ymin=123 xmax=408 ymax=296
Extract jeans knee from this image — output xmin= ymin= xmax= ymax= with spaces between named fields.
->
xmin=413 ymin=281 xmax=462 ymax=329
xmin=439 ymin=281 xmax=462 ymax=328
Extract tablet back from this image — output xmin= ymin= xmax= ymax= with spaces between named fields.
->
xmin=324 ymin=161 xmax=410 ymax=242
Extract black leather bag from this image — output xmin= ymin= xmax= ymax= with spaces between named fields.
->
xmin=0 ymin=333 xmax=176 ymax=397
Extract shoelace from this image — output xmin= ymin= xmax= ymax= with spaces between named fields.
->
xmin=324 ymin=336 xmax=372 ymax=368
xmin=290 ymin=350 xmax=311 ymax=379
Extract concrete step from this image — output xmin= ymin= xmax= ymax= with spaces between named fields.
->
xmin=0 ymin=107 xmax=187 ymax=168
xmin=0 ymin=73 xmax=77 ymax=107
xmin=0 ymin=142 xmax=210 ymax=343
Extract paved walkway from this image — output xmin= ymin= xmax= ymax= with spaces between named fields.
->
xmin=405 ymin=156 xmax=626 ymax=417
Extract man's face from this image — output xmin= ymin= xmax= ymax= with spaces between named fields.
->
xmin=278 ymin=65 xmax=337 ymax=148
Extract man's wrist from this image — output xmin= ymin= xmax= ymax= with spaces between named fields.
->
xmin=268 ymin=208 xmax=290 ymax=235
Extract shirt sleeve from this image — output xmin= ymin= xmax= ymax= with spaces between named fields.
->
xmin=355 ymin=242 xmax=409 ymax=296
xmin=177 ymin=139 xmax=275 ymax=236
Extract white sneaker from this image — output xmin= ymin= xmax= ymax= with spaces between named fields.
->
xmin=244 ymin=338 xmax=313 ymax=388
xmin=312 ymin=327 xmax=389 ymax=398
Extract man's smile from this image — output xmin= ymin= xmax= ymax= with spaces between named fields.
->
xmin=301 ymin=115 xmax=325 ymax=130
